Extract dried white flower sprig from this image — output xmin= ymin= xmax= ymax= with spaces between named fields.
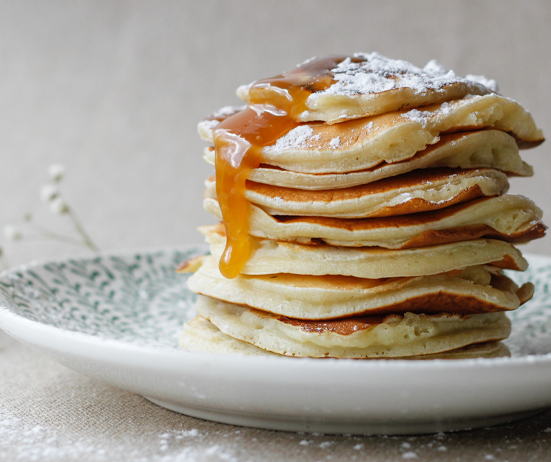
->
xmin=48 ymin=164 xmax=65 ymax=182
xmin=3 ymin=225 xmax=22 ymax=242
xmin=1 ymin=164 xmax=100 ymax=268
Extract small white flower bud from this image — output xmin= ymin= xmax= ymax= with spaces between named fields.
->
xmin=40 ymin=184 xmax=59 ymax=203
xmin=48 ymin=164 xmax=65 ymax=182
xmin=49 ymin=197 xmax=69 ymax=214
xmin=3 ymin=224 xmax=22 ymax=241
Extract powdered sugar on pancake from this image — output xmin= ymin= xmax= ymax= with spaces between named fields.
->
xmin=466 ymin=74 xmax=499 ymax=93
xmin=329 ymin=136 xmax=341 ymax=148
xmin=310 ymin=53 xmax=497 ymax=99
xmin=197 ymin=105 xmax=247 ymax=141
xmin=209 ymin=105 xmax=246 ymax=122
xmin=401 ymin=101 xmax=455 ymax=127
xmin=401 ymin=109 xmax=433 ymax=127
xmin=264 ymin=126 xmax=317 ymax=154
xmin=199 ymin=119 xmax=220 ymax=131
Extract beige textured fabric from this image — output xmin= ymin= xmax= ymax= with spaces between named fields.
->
xmin=2 ymin=332 xmax=551 ymax=462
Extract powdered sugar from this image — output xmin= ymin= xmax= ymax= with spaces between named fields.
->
xmin=329 ymin=136 xmax=341 ymax=148
xmin=0 ymin=403 xmax=227 ymax=462
xmin=400 ymin=101 xmax=453 ymax=127
xmin=312 ymin=52 xmax=497 ymax=98
xmin=199 ymin=119 xmax=220 ymax=131
xmin=439 ymin=101 xmax=453 ymax=115
xmin=423 ymin=59 xmax=448 ymax=75
xmin=264 ymin=125 xmax=317 ymax=154
xmin=400 ymin=109 xmax=433 ymax=127
xmin=212 ymin=105 xmax=245 ymax=120
xmin=199 ymin=105 xmax=246 ymax=135
xmin=466 ymin=74 xmax=499 ymax=93
xmin=0 ymin=411 xmax=110 ymax=462
xmin=402 ymin=451 xmax=418 ymax=459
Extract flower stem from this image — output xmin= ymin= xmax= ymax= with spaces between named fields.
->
xmin=29 ymin=222 xmax=88 ymax=247
xmin=66 ymin=207 xmax=100 ymax=251
xmin=0 ymin=252 xmax=9 ymax=271
xmin=25 ymin=232 xmax=90 ymax=248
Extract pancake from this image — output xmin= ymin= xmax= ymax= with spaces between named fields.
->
xmin=187 ymin=257 xmax=534 ymax=319
xmin=180 ymin=315 xmax=279 ymax=356
xmin=200 ymin=95 xmax=543 ymax=174
xmin=236 ymin=53 xmax=495 ymax=123
xmin=197 ymin=105 xmax=247 ymax=141
xmin=204 ymin=194 xmax=546 ymax=248
xmin=195 ymin=227 xmax=528 ymax=277
xmin=194 ymin=296 xmax=512 ymax=358
xmin=179 ymin=315 xmax=511 ymax=359
xmin=205 ymin=168 xmax=509 ymax=218
xmin=202 ymin=130 xmax=533 ymax=190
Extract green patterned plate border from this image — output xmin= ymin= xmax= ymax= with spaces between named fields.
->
xmin=505 ymin=254 xmax=551 ymax=356
xmin=0 ymin=246 xmax=206 ymax=349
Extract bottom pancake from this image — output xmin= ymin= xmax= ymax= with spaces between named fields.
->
xmin=179 ymin=315 xmax=511 ymax=360
xmin=193 ymin=296 xmax=511 ymax=359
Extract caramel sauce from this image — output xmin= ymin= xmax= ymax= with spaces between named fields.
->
xmin=214 ymin=55 xmax=364 ymax=278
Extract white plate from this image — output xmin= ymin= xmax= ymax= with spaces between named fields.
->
xmin=1 ymin=247 xmax=551 ymax=435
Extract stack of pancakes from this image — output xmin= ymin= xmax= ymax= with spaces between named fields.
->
xmin=180 ymin=53 xmax=546 ymax=359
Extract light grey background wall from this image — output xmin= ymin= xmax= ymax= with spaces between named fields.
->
xmin=0 ymin=0 xmax=550 ymax=266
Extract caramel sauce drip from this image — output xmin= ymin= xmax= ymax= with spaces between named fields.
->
xmin=214 ymin=55 xmax=363 ymax=278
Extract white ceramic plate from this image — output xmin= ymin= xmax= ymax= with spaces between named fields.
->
xmin=1 ymin=247 xmax=551 ymax=435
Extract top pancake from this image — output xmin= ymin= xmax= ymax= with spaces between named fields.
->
xmin=236 ymin=53 xmax=495 ymax=123
xmin=200 ymin=94 xmax=544 ymax=174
